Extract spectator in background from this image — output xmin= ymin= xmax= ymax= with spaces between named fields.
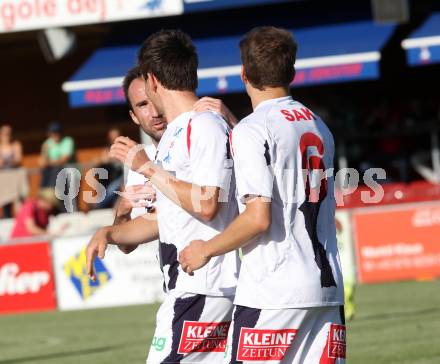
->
xmin=39 ymin=121 xmax=76 ymax=188
xmin=10 ymin=188 xmax=61 ymax=239
xmin=0 ymin=124 xmax=24 ymax=218
xmin=0 ymin=124 xmax=22 ymax=169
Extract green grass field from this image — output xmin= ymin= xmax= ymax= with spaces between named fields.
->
xmin=1 ymin=280 xmax=439 ymax=364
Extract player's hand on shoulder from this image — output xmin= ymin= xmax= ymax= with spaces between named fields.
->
xmin=86 ymin=227 xmax=109 ymax=282
xmin=178 ymin=239 xmax=210 ymax=276
xmin=193 ymin=97 xmax=238 ymax=128
xmin=109 ymin=136 xmax=151 ymax=173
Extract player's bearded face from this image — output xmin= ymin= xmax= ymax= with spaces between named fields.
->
xmin=128 ymin=78 xmax=166 ymax=142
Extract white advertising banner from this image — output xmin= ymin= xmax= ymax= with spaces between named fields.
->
xmin=335 ymin=210 xmax=357 ymax=286
xmin=0 ymin=0 xmax=183 ymax=33
xmin=52 ymin=235 xmax=164 ymax=311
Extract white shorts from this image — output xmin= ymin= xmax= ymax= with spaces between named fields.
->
xmin=224 ymin=305 xmax=346 ymax=364
xmin=146 ymin=291 xmax=234 ymax=364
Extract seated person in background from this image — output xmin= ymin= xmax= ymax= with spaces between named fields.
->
xmin=0 ymin=124 xmax=22 ymax=169
xmin=93 ymin=127 xmax=124 ymax=209
xmin=39 ymin=121 xmax=76 ymax=188
xmin=10 ymin=188 xmax=61 ymax=239
xmin=0 ymin=124 xmax=23 ymax=218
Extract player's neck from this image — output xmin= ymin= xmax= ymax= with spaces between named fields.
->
xmin=161 ymin=91 xmax=199 ymax=123
xmin=151 ymin=138 xmax=159 ymax=148
xmin=249 ymin=86 xmax=290 ymax=110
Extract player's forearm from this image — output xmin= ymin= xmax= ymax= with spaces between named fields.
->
xmin=113 ymin=184 xmax=134 ymax=226
xmin=205 ymin=209 xmax=269 ymax=258
xmin=204 ymin=198 xmax=271 ymax=257
xmin=113 ymin=213 xmax=131 ymax=226
xmin=113 ymin=200 xmax=131 ymax=226
xmin=113 ymin=201 xmax=143 ymax=253
xmin=105 ymin=214 xmax=159 ymax=245
xmin=142 ymin=162 xmax=218 ymax=220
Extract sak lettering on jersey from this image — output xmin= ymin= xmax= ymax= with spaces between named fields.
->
xmin=178 ymin=321 xmax=231 ymax=353
xmin=237 ymin=328 xmax=297 ymax=361
xmin=280 ymin=107 xmax=316 ymax=122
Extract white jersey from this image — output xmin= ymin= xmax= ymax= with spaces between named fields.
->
xmin=231 ymin=96 xmax=344 ymax=309
xmin=126 ymin=144 xmax=157 ymax=219
xmin=155 ymin=111 xmax=239 ymax=297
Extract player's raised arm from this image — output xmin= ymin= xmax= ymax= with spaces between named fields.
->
xmin=86 ymin=212 xmax=159 ymax=280
xmin=180 ymin=196 xmax=271 ymax=275
xmin=113 ymin=183 xmax=156 ymax=254
xmin=179 ymin=121 xmax=273 ymax=274
xmin=152 ymin=114 xmax=231 ymax=221
xmin=109 ymin=122 xmax=231 ymax=222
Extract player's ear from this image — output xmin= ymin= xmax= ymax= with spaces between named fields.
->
xmin=240 ymin=66 xmax=248 ymax=84
xmin=147 ymin=72 xmax=159 ymax=92
xmin=129 ymin=110 xmax=140 ymax=126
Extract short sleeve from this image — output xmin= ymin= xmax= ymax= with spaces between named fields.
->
xmin=60 ymin=137 xmax=74 ymax=157
xmin=125 ymin=161 xmax=151 ymax=219
xmin=189 ymin=114 xmax=232 ymax=191
xmin=126 ymin=168 xmax=147 ymax=187
xmin=232 ymin=123 xmax=273 ymax=203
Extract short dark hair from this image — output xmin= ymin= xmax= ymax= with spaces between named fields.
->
xmin=47 ymin=121 xmax=63 ymax=134
xmin=138 ymin=29 xmax=198 ymax=92
xmin=123 ymin=66 xmax=142 ymax=111
xmin=239 ymin=26 xmax=297 ymax=90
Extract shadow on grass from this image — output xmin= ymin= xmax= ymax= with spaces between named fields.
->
xmin=0 ymin=345 xmax=117 ymax=363
xmin=354 ymin=307 xmax=440 ymax=322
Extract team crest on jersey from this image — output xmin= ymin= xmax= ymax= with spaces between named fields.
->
xmin=178 ymin=321 xmax=230 ymax=354
xmin=173 ymin=127 xmax=184 ymax=137
xmin=237 ymin=328 xmax=297 ymax=361
xmin=162 ymin=136 xmax=179 ymax=164
xmin=63 ymin=247 xmax=111 ymax=301
xmin=163 ymin=150 xmax=172 ymax=164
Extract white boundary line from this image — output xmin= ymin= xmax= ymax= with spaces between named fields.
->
xmin=402 ymin=35 xmax=440 ymax=49
xmin=62 ymin=51 xmax=380 ymax=92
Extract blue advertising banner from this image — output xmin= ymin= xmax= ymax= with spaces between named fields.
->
xmin=402 ymin=13 xmax=440 ymax=67
xmin=63 ymin=21 xmax=394 ymax=107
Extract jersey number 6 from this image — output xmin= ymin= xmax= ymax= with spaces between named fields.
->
xmin=299 ymin=132 xmax=337 ymax=288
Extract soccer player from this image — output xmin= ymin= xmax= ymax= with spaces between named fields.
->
xmin=87 ymin=30 xmax=239 ymax=363
xmin=115 ymin=66 xmax=165 ymax=219
xmin=106 ymin=65 xmax=166 ymax=255
xmin=114 ymin=65 xmax=238 ymax=251
xmin=179 ymin=26 xmax=346 ymax=363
